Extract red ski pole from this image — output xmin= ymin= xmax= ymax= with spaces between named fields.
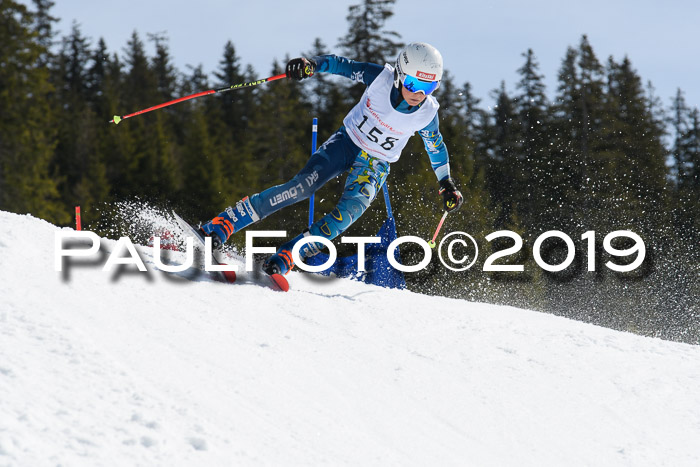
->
xmin=428 ymin=211 xmax=449 ymax=249
xmin=109 ymin=73 xmax=288 ymax=124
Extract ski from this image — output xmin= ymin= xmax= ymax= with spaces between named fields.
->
xmin=170 ymin=211 xmax=289 ymax=292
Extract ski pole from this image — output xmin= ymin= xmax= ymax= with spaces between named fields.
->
xmin=109 ymin=73 xmax=287 ymax=124
xmin=428 ymin=211 xmax=449 ymax=249
xmin=308 ymin=117 xmax=318 ymax=226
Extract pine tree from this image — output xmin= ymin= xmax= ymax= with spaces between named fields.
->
xmin=487 ymin=81 xmax=521 ymax=228
xmin=514 ymin=49 xmax=551 ymax=229
xmin=208 ymin=40 xmax=255 ymax=199
xmin=246 ymin=60 xmax=311 ymax=183
xmin=31 ymin=0 xmax=55 ymax=67
xmin=147 ymin=33 xmax=180 ymax=198
xmin=459 ymin=81 xmax=497 ymax=230
xmin=550 ymin=37 xmax=608 ymax=229
xmin=670 ymin=91 xmax=700 ymax=236
xmin=51 ymin=22 xmax=111 ymax=217
xmin=122 ymin=31 xmax=157 ymax=109
xmin=115 ymin=30 xmax=177 ymax=200
xmin=574 ymin=36 xmax=608 ymax=224
xmin=94 ymin=47 xmax=136 ymax=207
xmin=212 ymin=40 xmax=249 ymax=137
xmin=53 ymin=23 xmax=92 ymax=190
xmin=670 ymin=89 xmax=692 ymax=188
xmin=686 ymin=108 xmax=700 ymax=195
xmin=549 ymin=46 xmax=580 ymax=228
xmin=177 ymin=65 xmax=226 ymax=213
xmin=0 ymin=0 xmax=67 ymax=223
xmin=86 ymin=37 xmax=121 ymax=197
xmin=484 ymin=82 xmax=545 ymax=289
xmin=86 ymin=37 xmax=109 ymax=107
xmin=577 ymin=36 xmax=606 ymax=157
xmin=148 ymin=32 xmax=177 ymax=102
xmin=338 ymin=0 xmax=403 ymax=101
xmin=339 ymin=0 xmax=403 ymax=63
xmin=687 ymin=108 xmax=700 ymax=237
xmin=180 ymin=108 xmax=223 ymax=213
xmin=602 ymin=56 xmax=668 ymax=229
xmin=462 ymin=82 xmax=493 ymax=180
xmin=461 ymin=82 xmax=484 ymax=139
xmin=106 ymin=32 xmax=147 ymax=198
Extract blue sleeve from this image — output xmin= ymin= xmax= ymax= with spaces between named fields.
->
xmin=419 ymin=113 xmax=450 ymax=181
xmin=312 ymin=54 xmax=384 ymax=86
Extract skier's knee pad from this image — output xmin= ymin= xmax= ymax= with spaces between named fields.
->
xmin=306 ymin=153 xmax=388 ymax=242
xmin=311 ymin=196 xmax=368 ymax=240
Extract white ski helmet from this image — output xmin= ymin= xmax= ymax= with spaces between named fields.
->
xmin=394 ymin=42 xmax=443 ymax=95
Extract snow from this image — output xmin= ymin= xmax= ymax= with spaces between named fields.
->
xmin=1 ymin=209 xmax=700 ymax=466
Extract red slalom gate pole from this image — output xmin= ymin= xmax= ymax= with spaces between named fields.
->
xmin=75 ymin=206 xmax=81 ymax=231
xmin=109 ymin=73 xmax=288 ymax=124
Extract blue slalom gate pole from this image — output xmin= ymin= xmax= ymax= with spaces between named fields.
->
xmin=382 ymin=183 xmax=394 ymax=219
xmin=308 ymin=117 xmax=318 ymax=227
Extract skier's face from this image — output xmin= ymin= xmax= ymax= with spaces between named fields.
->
xmin=401 ymin=84 xmax=428 ymax=106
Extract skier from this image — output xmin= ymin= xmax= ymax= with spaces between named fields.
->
xmin=199 ymin=42 xmax=463 ymax=276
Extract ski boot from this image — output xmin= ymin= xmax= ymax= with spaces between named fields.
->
xmin=262 ymin=249 xmax=294 ymax=276
xmin=263 ymin=230 xmax=325 ymax=276
xmin=200 ymin=197 xmax=260 ymax=249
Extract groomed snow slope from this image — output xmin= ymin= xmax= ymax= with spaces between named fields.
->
xmin=1 ymin=210 xmax=699 ymax=467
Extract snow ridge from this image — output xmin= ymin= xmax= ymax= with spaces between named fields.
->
xmin=1 ymin=210 xmax=699 ymax=466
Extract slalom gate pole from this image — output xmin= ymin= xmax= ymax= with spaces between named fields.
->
xmin=109 ymin=73 xmax=288 ymax=124
xmin=382 ymin=183 xmax=394 ymax=219
xmin=428 ymin=211 xmax=448 ymax=248
xmin=308 ymin=118 xmax=318 ymax=226
xmin=75 ymin=206 xmax=81 ymax=231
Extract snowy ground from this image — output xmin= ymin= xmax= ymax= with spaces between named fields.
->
xmin=1 ymin=210 xmax=699 ymax=467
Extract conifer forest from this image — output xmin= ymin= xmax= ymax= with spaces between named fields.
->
xmin=1 ymin=0 xmax=698 ymax=342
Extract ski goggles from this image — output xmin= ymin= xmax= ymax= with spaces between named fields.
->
xmin=402 ymin=74 xmax=440 ymax=95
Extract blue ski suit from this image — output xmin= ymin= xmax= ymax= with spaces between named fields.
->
xmin=251 ymin=55 xmax=450 ymax=240
xmin=202 ymin=55 xmax=452 ymax=266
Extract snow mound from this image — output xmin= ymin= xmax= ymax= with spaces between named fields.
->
xmin=1 ymin=210 xmax=699 ymax=466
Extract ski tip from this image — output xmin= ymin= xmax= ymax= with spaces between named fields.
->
xmin=269 ymin=274 xmax=289 ymax=292
xmin=222 ymin=269 xmax=237 ymax=284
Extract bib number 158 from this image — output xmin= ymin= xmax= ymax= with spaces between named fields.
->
xmin=357 ymin=115 xmax=398 ymax=150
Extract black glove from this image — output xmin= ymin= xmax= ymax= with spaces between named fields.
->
xmin=439 ymin=178 xmax=463 ymax=212
xmin=286 ymin=57 xmax=316 ymax=81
